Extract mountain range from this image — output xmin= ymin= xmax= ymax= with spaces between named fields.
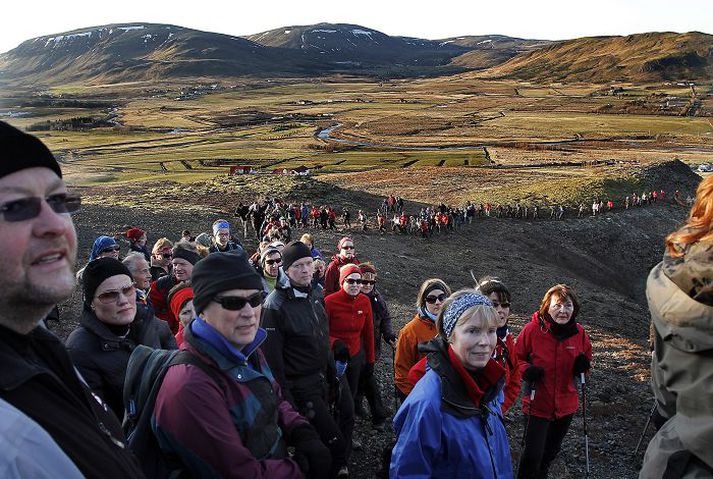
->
xmin=0 ymin=22 xmax=710 ymax=86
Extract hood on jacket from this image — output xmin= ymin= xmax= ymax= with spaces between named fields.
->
xmin=648 ymin=261 xmax=713 ymax=352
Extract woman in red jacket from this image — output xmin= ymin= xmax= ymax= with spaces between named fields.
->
xmin=325 ymin=264 xmax=375 ymax=406
xmin=515 ymin=284 xmax=592 ymax=479
xmin=476 ymin=277 xmax=520 ymax=415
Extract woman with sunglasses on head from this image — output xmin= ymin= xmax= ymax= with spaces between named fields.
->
xmin=515 ymin=284 xmax=592 ymax=479
xmin=66 ymin=258 xmax=177 ymax=418
xmin=325 ymin=265 xmax=376 ymax=426
xmin=390 ymin=290 xmax=512 ymax=478
xmin=476 ymin=277 xmax=521 ymax=415
xmin=394 ymin=278 xmax=451 ymax=401
xmin=153 ymin=252 xmax=330 ymax=479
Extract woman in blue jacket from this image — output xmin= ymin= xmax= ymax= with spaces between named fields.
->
xmin=390 ymin=289 xmax=513 ymax=479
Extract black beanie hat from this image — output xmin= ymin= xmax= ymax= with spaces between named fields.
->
xmin=83 ymin=257 xmax=133 ymax=306
xmin=0 ymin=121 xmax=62 ymax=180
xmin=191 ymin=251 xmax=264 ymax=314
xmin=173 ymin=247 xmax=201 ymax=265
xmin=281 ymin=241 xmax=312 ymax=271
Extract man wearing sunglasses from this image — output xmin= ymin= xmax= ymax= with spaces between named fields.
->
xmin=262 ymin=241 xmax=351 ymax=478
xmin=153 ymin=251 xmax=330 ymax=478
xmin=259 ymin=246 xmax=282 ymax=294
xmin=323 ymin=236 xmax=359 ymax=296
xmin=0 ymin=121 xmax=144 ymax=477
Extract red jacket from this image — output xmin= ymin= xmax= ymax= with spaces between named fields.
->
xmin=323 ymin=254 xmax=358 ymax=296
xmin=515 ymin=311 xmax=592 ymax=420
xmin=494 ymin=332 xmax=521 ymax=414
xmin=325 ymin=289 xmax=375 ymax=364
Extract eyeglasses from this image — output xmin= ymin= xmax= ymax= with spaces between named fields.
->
xmin=96 ymin=284 xmax=135 ymax=304
xmin=341 ymin=245 xmax=355 ymax=250
xmin=425 ymin=293 xmax=447 ymax=304
xmin=0 ymin=193 xmax=81 ymax=222
xmin=159 ymin=252 xmax=172 ymax=258
xmin=344 ymin=278 xmax=362 ymax=285
xmin=361 ymin=280 xmax=376 ymax=286
xmin=212 ymin=292 xmax=264 ymax=310
xmin=101 ymin=246 xmax=121 ymax=254
xmin=492 ymin=301 xmax=511 ymax=309
xmin=265 ymin=258 xmax=282 ymax=265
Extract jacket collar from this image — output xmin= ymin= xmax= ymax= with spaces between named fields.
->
xmin=0 ymin=324 xmax=66 ymax=390
xmin=189 ymin=317 xmax=266 ymax=369
xmin=424 ymin=337 xmax=505 ymax=419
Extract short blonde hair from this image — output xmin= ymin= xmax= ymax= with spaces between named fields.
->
xmin=151 ymin=237 xmax=172 ymax=255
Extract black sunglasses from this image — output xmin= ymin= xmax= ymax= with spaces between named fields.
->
xmin=425 ymin=293 xmax=447 ymax=304
xmin=344 ymin=278 xmax=362 ymax=285
xmin=361 ymin=280 xmax=376 ymax=286
xmin=492 ymin=301 xmax=511 ymax=309
xmin=341 ymin=245 xmax=355 ymax=250
xmin=212 ymin=292 xmax=264 ymax=310
xmin=101 ymin=246 xmax=121 ymax=254
xmin=265 ymin=258 xmax=282 ymax=265
xmin=0 ymin=193 xmax=81 ymax=222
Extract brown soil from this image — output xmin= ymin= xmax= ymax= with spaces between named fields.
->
xmin=55 ymin=182 xmax=690 ymax=478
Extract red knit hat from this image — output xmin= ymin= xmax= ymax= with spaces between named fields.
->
xmin=170 ymin=287 xmax=194 ymax=319
xmin=337 ymin=236 xmax=353 ymax=250
xmin=339 ymin=264 xmax=361 ymax=285
xmin=126 ymin=228 xmax=145 ymax=242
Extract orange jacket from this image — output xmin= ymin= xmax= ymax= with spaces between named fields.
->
xmin=394 ymin=313 xmax=437 ymax=396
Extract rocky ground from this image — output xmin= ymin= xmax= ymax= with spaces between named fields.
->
xmin=55 ymin=184 xmax=690 ymax=478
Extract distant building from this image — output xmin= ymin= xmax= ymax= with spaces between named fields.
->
xmin=230 ymin=165 xmax=253 ymax=175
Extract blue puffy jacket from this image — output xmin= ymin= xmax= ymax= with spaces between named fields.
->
xmin=390 ymin=338 xmax=513 ymax=479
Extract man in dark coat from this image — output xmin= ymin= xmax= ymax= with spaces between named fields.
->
xmin=0 ymin=121 xmax=144 ymax=477
xmin=262 ymin=241 xmax=352 ymax=478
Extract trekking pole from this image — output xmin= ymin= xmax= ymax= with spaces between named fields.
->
xmin=633 ymin=401 xmax=657 ymax=457
xmin=516 ymin=387 xmax=536 ymax=478
xmin=580 ymin=373 xmax=590 ymax=478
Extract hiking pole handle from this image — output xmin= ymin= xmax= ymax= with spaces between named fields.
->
xmin=580 ymin=372 xmax=586 ymax=385
xmin=529 ymin=388 xmax=536 ymax=401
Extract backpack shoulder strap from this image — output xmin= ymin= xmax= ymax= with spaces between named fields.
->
xmin=169 ymin=350 xmax=227 ymax=393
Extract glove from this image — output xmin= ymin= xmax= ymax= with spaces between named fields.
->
xmin=332 ymin=340 xmax=350 ymax=363
xmin=384 ymin=333 xmax=398 ymax=348
xmin=290 ymin=424 xmax=331 ymax=479
xmin=523 ymin=365 xmax=544 ymax=385
xmin=335 ymin=360 xmax=348 ymax=379
xmin=573 ymin=353 xmax=591 ymax=375
xmin=363 ymin=362 xmax=374 ymax=378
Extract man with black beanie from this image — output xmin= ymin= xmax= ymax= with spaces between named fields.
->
xmin=0 ymin=121 xmax=145 ymax=477
xmin=263 ymin=241 xmax=353 ymax=478
xmin=153 ymin=251 xmax=331 ymax=478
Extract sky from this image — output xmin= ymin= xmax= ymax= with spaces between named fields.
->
xmin=2 ymin=0 xmax=711 ymax=53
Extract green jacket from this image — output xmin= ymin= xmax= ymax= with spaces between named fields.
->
xmin=641 ymin=255 xmax=713 ymax=478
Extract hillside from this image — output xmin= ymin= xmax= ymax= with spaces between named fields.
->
xmin=480 ymin=31 xmax=713 ymax=83
xmin=444 ymin=35 xmax=552 ymax=69
xmin=246 ymin=22 xmax=470 ymax=68
xmin=0 ymin=23 xmax=328 ymax=86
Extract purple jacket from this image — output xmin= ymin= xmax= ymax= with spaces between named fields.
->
xmin=153 ymin=319 xmax=307 ymax=478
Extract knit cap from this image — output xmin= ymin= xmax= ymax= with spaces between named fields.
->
xmin=281 ymin=241 xmax=312 ymax=271
xmin=339 ymin=264 xmax=362 ymax=285
xmin=0 ymin=121 xmax=62 ymax=180
xmin=126 ymin=228 xmax=145 ymax=242
xmin=83 ymin=257 xmax=132 ymax=306
xmin=337 ymin=236 xmax=353 ymax=250
xmin=170 ymin=287 xmax=194 ymax=319
xmin=191 ymin=252 xmax=263 ymax=314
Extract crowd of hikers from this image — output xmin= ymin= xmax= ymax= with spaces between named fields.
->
xmin=0 ymin=119 xmax=711 ymax=479
xmin=233 ymin=189 xmax=685 ymax=242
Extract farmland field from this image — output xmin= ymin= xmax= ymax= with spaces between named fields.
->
xmin=1 ymin=76 xmax=711 ymax=205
